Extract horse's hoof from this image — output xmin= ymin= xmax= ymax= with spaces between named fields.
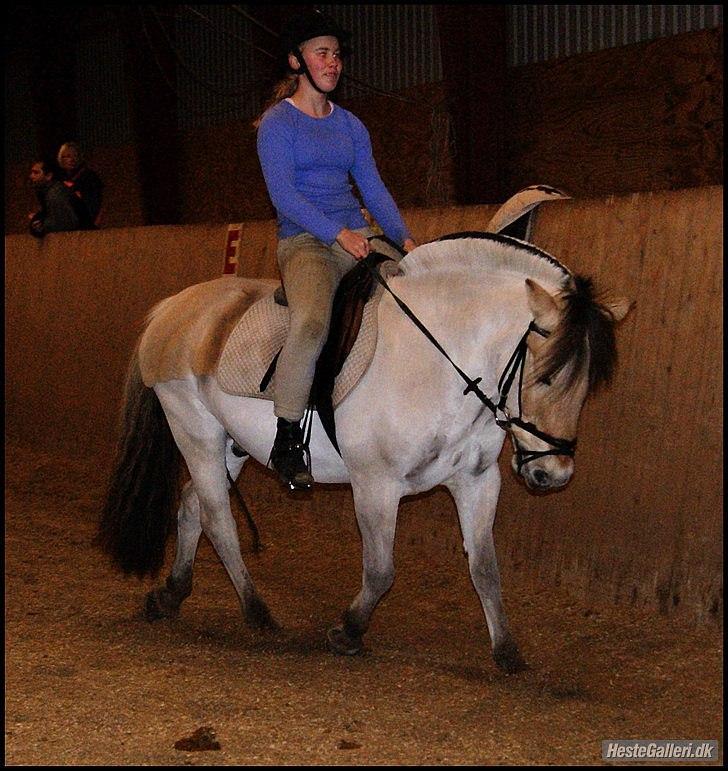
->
xmin=327 ymin=626 xmax=363 ymax=656
xmin=144 ymin=589 xmax=179 ymax=622
xmin=493 ymin=639 xmax=529 ymax=674
xmin=245 ymin=596 xmax=280 ymax=632
xmin=247 ymin=612 xmax=280 ymax=633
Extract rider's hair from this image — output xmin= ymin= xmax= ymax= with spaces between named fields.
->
xmin=252 ymin=73 xmax=299 ymax=130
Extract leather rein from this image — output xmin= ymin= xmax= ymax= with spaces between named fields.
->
xmin=363 ymin=246 xmax=577 ymax=472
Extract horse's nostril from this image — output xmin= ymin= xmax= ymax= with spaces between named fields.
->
xmin=533 ymin=468 xmax=549 ymax=486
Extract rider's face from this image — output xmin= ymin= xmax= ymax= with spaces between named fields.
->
xmin=291 ymin=35 xmax=343 ymax=92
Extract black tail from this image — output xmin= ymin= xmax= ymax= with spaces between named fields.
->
xmin=98 ymin=348 xmax=182 ymax=578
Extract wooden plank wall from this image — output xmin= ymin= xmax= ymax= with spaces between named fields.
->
xmin=505 ymin=27 xmax=723 ymax=197
xmin=4 ymin=187 xmax=722 ymax=622
xmin=4 ymin=224 xmax=253 ymax=450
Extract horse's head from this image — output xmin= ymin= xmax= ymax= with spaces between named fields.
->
xmin=509 ymin=275 xmax=632 ymax=491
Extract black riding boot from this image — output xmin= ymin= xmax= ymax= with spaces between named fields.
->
xmin=270 ymin=418 xmax=314 ymax=491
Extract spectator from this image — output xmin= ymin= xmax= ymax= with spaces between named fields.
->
xmin=57 ymin=141 xmax=103 ymax=228
xmin=28 ymin=157 xmax=80 ymax=237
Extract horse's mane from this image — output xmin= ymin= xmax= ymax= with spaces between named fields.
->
xmin=401 ymin=232 xmax=618 ymax=395
xmin=400 ymin=232 xmax=571 ymax=292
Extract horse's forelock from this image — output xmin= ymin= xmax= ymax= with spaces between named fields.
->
xmin=538 ymin=274 xmax=618 ymax=394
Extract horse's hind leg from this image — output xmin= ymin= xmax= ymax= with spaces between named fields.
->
xmin=145 ymin=438 xmax=248 ymax=621
xmin=156 ymin=386 xmax=276 ymax=631
xmin=145 ymin=479 xmax=201 ymax=620
xmin=327 ymin=481 xmax=400 ymax=655
xmin=447 ymin=466 xmax=528 ymax=674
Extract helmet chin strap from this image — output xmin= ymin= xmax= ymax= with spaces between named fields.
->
xmin=291 ymin=48 xmax=329 ymax=95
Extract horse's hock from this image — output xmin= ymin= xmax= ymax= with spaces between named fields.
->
xmin=5 ymin=186 xmax=722 ymax=624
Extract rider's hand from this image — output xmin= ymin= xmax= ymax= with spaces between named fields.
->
xmin=336 ymin=228 xmax=371 ymax=260
xmin=402 ymin=238 xmax=417 ymax=253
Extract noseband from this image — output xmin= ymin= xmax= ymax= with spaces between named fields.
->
xmin=364 ymin=251 xmax=577 ymax=472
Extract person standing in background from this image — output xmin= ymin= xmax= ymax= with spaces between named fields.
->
xmin=28 ymin=157 xmax=80 ymax=237
xmin=57 ymin=141 xmax=103 ymax=228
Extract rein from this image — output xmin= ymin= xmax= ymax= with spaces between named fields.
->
xmin=363 ymin=247 xmax=577 ymax=470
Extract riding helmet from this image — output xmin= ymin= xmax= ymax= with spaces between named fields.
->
xmin=280 ymin=9 xmax=352 ymax=70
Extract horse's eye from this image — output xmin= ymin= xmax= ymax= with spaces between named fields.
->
xmin=538 ymin=376 xmax=552 ymax=387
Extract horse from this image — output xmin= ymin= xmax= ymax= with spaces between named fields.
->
xmin=99 ymin=232 xmax=631 ymax=674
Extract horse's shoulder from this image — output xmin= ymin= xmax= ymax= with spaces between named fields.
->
xmin=139 ymin=276 xmax=278 ymax=386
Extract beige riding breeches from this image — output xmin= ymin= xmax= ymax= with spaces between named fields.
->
xmin=273 ymin=227 xmax=400 ymax=421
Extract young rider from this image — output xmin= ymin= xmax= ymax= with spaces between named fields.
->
xmin=255 ymin=10 xmax=416 ymax=491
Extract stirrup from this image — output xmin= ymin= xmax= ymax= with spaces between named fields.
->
xmin=269 ymin=409 xmax=315 ymax=491
xmin=269 ymin=413 xmax=314 ymax=491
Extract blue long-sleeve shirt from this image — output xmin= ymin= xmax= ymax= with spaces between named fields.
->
xmin=256 ymin=99 xmax=412 ymax=247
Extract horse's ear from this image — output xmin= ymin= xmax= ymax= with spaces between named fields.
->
xmin=603 ymin=296 xmax=633 ymax=323
xmin=525 ymin=278 xmax=560 ymax=331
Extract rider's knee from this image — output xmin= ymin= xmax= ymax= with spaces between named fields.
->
xmin=291 ymin=312 xmax=328 ymax=347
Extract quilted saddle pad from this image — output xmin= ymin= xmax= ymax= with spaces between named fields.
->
xmin=216 ymin=283 xmax=383 ymax=409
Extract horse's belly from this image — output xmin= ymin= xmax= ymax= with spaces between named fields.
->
xmin=202 ymin=380 xmax=350 ymax=483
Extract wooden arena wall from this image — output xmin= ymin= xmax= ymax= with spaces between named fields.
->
xmin=5 ymin=186 xmax=722 ymax=623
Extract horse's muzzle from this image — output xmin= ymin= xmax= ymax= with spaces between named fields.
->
xmin=513 ymin=454 xmax=574 ymax=491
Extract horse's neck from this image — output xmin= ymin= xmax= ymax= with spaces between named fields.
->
xmin=399 ymin=237 xmax=567 ymax=291
xmin=392 ymin=269 xmax=533 ymax=393
xmin=397 ymin=240 xmax=568 ymax=375
xmin=377 ymin=242 xmax=569 ymax=426
xmin=401 ymin=269 xmax=529 ymax=318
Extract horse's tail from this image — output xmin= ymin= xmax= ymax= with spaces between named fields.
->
xmin=98 ymin=344 xmax=182 ymax=579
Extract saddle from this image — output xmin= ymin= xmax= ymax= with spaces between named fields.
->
xmin=217 ymin=250 xmax=399 ymax=452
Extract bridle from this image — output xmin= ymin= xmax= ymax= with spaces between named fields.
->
xmin=491 ymin=321 xmax=577 ymax=473
xmin=363 ymin=249 xmax=577 ymax=472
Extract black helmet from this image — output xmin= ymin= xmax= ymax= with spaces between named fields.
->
xmin=280 ymin=9 xmax=352 ymax=67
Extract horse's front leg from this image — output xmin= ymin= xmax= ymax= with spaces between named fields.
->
xmin=327 ymin=480 xmax=400 ymax=655
xmin=446 ymin=464 xmax=528 ymax=674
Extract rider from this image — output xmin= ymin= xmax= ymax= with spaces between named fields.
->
xmin=255 ymin=9 xmax=416 ymax=491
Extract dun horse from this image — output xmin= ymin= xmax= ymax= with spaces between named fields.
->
xmin=99 ymin=233 xmax=631 ymax=673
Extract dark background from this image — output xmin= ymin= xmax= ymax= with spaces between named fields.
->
xmin=4 ymin=4 xmax=723 ymax=229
